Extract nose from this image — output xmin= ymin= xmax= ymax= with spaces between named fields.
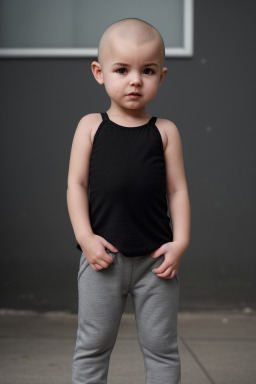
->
xmin=129 ymin=72 xmax=142 ymax=87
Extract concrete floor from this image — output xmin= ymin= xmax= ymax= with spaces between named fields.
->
xmin=0 ymin=308 xmax=255 ymax=384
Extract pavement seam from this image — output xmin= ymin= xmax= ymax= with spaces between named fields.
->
xmin=179 ymin=336 xmax=216 ymax=384
xmin=180 ymin=337 xmax=256 ymax=341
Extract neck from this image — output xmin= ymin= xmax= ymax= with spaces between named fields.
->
xmin=108 ymin=103 xmax=151 ymax=119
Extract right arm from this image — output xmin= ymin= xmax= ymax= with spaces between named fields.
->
xmin=66 ymin=115 xmax=94 ymax=244
xmin=66 ymin=114 xmax=118 ymax=270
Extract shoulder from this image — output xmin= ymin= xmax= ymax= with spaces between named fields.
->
xmin=78 ymin=113 xmax=102 ymax=125
xmin=76 ymin=113 xmax=102 ymax=131
xmin=155 ymin=118 xmax=181 ymax=151
xmin=74 ymin=113 xmax=103 ymax=145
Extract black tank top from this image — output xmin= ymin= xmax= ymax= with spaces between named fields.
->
xmin=76 ymin=112 xmax=173 ymax=257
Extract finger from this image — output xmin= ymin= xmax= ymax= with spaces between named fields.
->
xmin=105 ymin=252 xmax=114 ymax=264
xmin=156 ymin=266 xmax=173 ymax=278
xmin=103 ymin=256 xmax=114 ymax=266
xmin=169 ymin=269 xmax=177 ymax=279
xmin=105 ymin=243 xmax=119 ymax=253
xmin=160 ymin=269 xmax=177 ymax=280
xmin=152 ymin=260 xmax=172 ymax=274
xmin=95 ymin=255 xmax=114 ymax=269
xmin=94 ymin=263 xmax=104 ymax=270
xmin=105 ymin=256 xmax=114 ymax=264
xmin=151 ymin=249 xmax=165 ymax=258
xmin=90 ymin=264 xmax=97 ymax=271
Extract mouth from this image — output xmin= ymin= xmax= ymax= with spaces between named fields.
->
xmin=128 ymin=92 xmax=141 ymax=97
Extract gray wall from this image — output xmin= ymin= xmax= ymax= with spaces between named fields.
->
xmin=1 ymin=0 xmax=255 ymax=312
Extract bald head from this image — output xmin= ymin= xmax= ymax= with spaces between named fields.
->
xmin=98 ymin=18 xmax=165 ymax=69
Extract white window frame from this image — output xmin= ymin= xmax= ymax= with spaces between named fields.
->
xmin=0 ymin=0 xmax=193 ymax=58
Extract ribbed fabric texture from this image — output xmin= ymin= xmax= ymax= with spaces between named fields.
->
xmin=76 ymin=112 xmax=173 ymax=256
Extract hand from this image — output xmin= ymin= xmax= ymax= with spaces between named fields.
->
xmin=150 ymin=241 xmax=187 ymax=279
xmin=79 ymin=233 xmax=119 ymax=271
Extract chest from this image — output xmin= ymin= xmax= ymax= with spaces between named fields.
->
xmin=89 ymin=125 xmax=167 ymax=195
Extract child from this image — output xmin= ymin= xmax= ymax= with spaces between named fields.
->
xmin=67 ymin=17 xmax=191 ymax=384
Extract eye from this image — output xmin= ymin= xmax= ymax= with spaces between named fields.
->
xmin=144 ymin=68 xmax=155 ymax=75
xmin=116 ymin=68 xmax=127 ymax=74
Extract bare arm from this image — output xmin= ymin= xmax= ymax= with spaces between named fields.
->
xmin=164 ymin=121 xmax=191 ymax=251
xmin=66 ymin=114 xmax=118 ymax=270
xmin=66 ymin=115 xmax=94 ymax=243
xmin=150 ymin=120 xmax=190 ymax=279
xmin=168 ymin=190 xmax=191 ymax=250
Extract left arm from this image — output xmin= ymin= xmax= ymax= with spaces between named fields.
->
xmin=165 ymin=121 xmax=191 ymax=251
xmin=151 ymin=120 xmax=191 ymax=279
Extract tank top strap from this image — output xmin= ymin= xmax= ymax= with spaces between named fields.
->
xmin=149 ymin=116 xmax=157 ymax=125
xmin=101 ymin=112 xmax=109 ymax=122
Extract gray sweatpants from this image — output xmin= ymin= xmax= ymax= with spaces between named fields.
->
xmin=72 ymin=248 xmax=181 ymax=384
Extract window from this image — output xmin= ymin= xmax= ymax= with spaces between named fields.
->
xmin=0 ymin=0 xmax=194 ymax=58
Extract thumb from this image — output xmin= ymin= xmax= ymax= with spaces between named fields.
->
xmin=151 ymin=244 xmax=166 ymax=258
xmin=104 ymin=241 xmax=119 ymax=253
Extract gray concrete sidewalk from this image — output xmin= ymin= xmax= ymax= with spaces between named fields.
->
xmin=0 ymin=308 xmax=255 ymax=384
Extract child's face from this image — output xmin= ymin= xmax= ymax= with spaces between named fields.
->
xmin=92 ymin=35 xmax=168 ymax=112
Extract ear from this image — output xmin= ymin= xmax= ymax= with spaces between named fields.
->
xmin=159 ymin=67 xmax=168 ymax=86
xmin=91 ymin=61 xmax=104 ymax=84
